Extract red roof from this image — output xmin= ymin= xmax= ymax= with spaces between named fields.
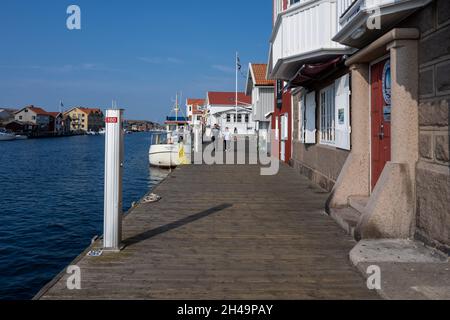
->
xmin=46 ymin=112 xmax=62 ymax=118
xmin=251 ymin=64 xmax=275 ymax=86
xmin=25 ymin=106 xmax=49 ymax=116
xmin=78 ymin=108 xmax=103 ymax=115
xmin=207 ymin=92 xmax=252 ymax=106
xmin=187 ymin=99 xmax=205 ymax=106
xmin=187 ymin=98 xmax=205 ymax=115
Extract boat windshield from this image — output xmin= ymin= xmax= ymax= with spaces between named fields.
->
xmin=151 ymin=132 xmax=168 ymax=145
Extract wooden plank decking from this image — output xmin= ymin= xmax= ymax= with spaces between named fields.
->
xmin=37 ymin=162 xmax=378 ymax=300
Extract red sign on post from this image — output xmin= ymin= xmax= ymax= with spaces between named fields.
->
xmin=105 ymin=117 xmax=118 ymax=124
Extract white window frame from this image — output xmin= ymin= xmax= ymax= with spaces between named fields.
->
xmin=298 ymin=95 xmax=305 ymax=143
xmin=281 ymin=113 xmax=289 ymax=141
xmin=319 ymin=84 xmax=336 ymax=146
xmin=275 ymin=116 xmax=279 ymax=140
xmin=334 ymin=74 xmax=351 ymax=151
xmin=305 ymin=91 xmax=317 ymax=144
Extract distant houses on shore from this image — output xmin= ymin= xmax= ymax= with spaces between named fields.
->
xmin=0 ymin=105 xmax=162 ymax=137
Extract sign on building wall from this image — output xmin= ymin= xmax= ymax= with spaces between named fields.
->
xmin=382 ymin=59 xmax=391 ymax=122
xmin=334 ymin=74 xmax=351 ymax=151
xmin=276 ymin=80 xmax=283 ymax=109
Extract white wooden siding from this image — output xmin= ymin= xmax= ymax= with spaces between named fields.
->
xmin=252 ymin=87 xmax=275 ymax=122
xmin=272 ymin=0 xmax=345 ymax=70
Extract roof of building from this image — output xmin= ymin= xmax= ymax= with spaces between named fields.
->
xmin=15 ymin=106 xmax=50 ymax=116
xmin=166 ymin=116 xmax=189 ymax=122
xmin=78 ymin=108 xmax=103 ymax=115
xmin=187 ymin=98 xmax=205 ymax=115
xmin=187 ymin=99 xmax=205 ymax=106
xmin=0 ymin=108 xmax=18 ymax=113
xmin=46 ymin=112 xmax=62 ymax=118
xmin=65 ymin=107 xmax=103 ymax=115
xmin=207 ymin=92 xmax=252 ymax=106
xmin=250 ymin=64 xmax=275 ymax=86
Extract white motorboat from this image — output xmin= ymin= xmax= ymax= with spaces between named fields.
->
xmin=149 ymin=94 xmax=191 ymax=168
xmin=14 ymin=135 xmax=28 ymax=140
xmin=149 ymin=142 xmax=183 ymax=168
xmin=149 ymin=131 xmax=191 ymax=169
xmin=0 ymin=129 xmax=16 ymax=141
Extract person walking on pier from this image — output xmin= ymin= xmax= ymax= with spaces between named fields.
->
xmin=211 ymin=124 xmax=220 ymax=152
xmin=223 ymin=127 xmax=231 ymax=152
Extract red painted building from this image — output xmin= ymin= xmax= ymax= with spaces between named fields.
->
xmin=270 ymin=0 xmax=292 ymax=164
xmin=271 ymin=81 xmax=292 ymax=164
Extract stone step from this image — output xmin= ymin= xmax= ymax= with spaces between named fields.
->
xmin=349 ymin=196 xmax=369 ymax=214
xmin=329 ymin=207 xmax=362 ymax=238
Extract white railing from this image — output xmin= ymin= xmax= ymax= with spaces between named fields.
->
xmin=336 ymin=0 xmax=426 ymax=30
xmin=336 ymin=0 xmax=358 ymax=19
xmin=271 ymin=0 xmax=345 ymax=70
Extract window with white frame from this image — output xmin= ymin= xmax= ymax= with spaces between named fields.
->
xmin=319 ymin=85 xmax=335 ymax=145
xmin=298 ymin=96 xmax=305 ymax=143
xmin=275 ymin=117 xmax=279 ymax=140
xmin=281 ymin=114 xmax=289 ymax=141
xmin=226 ymin=114 xmax=231 ymax=123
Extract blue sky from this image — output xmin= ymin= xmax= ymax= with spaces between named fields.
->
xmin=0 ymin=0 xmax=272 ymax=123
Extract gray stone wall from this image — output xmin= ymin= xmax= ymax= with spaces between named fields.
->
xmin=404 ymin=0 xmax=450 ymax=252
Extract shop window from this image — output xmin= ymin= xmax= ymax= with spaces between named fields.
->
xmin=320 ymin=85 xmax=335 ymax=146
xmin=299 ymin=91 xmax=316 ymax=144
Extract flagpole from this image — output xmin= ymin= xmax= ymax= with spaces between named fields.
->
xmin=235 ymin=51 xmax=238 ymax=131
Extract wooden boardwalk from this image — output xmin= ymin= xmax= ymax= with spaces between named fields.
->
xmin=37 ymin=162 xmax=378 ymax=300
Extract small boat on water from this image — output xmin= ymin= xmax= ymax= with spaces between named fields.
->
xmin=86 ymin=130 xmax=99 ymax=136
xmin=14 ymin=135 xmax=28 ymax=140
xmin=149 ymin=132 xmax=191 ymax=168
xmin=0 ymin=129 xmax=16 ymax=141
xmin=149 ymin=94 xmax=191 ymax=169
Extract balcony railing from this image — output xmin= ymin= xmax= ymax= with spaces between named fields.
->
xmin=333 ymin=0 xmax=432 ymax=47
xmin=337 ymin=0 xmax=358 ymax=21
xmin=269 ymin=0 xmax=351 ymax=80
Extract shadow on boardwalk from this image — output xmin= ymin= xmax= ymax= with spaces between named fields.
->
xmin=36 ymin=158 xmax=379 ymax=300
xmin=123 ymin=204 xmax=232 ymax=248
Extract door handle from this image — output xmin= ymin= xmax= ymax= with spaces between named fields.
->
xmin=378 ymin=124 xmax=385 ymax=140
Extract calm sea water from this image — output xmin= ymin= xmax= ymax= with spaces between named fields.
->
xmin=0 ymin=133 xmax=168 ymax=300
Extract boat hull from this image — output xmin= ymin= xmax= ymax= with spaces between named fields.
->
xmin=0 ymin=134 xmax=15 ymax=141
xmin=149 ymin=143 xmax=191 ymax=168
xmin=149 ymin=144 xmax=181 ymax=168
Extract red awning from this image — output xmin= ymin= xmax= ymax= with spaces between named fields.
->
xmin=288 ymin=56 xmax=344 ymax=88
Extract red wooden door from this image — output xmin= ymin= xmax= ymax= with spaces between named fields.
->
xmin=371 ymin=59 xmax=391 ymax=190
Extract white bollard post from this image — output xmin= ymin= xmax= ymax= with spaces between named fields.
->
xmin=103 ymin=109 xmax=124 ymax=252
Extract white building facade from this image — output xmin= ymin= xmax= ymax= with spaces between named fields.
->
xmin=246 ymin=63 xmax=275 ymax=153
xmin=204 ymin=92 xmax=255 ymax=137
